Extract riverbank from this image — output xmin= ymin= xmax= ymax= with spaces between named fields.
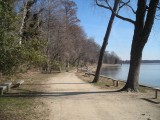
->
xmin=102 ymin=63 xmax=122 ymax=68
xmin=80 ymin=64 xmax=121 ymax=73
xmin=76 ymin=72 xmax=160 ymax=94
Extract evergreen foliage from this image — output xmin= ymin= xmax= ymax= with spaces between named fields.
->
xmin=0 ymin=0 xmax=19 ymax=75
xmin=0 ymin=0 xmax=46 ymax=76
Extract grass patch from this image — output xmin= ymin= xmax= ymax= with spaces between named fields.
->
xmin=139 ymin=87 xmax=147 ymax=93
xmin=0 ymin=97 xmax=48 ymax=120
xmin=0 ymin=72 xmax=57 ymax=120
xmin=76 ymin=72 xmax=125 ymax=90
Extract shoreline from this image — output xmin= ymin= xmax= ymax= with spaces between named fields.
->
xmin=83 ymin=64 xmax=122 ymax=72
xmin=101 ymin=63 xmax=121 ymax=68
xmin=77 ymin=71 xmax=160 ymax=99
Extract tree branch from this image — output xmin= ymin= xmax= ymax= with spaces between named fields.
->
xmin=142 ymin=0 xmax=159 ymax=40
xmin=95 ymin=0 xmax=110 ymax=9
xmin=119 ymin=0 xmax=130 ymax=9
xmin=96 ymin=0 xmax=135 ymax=24
xmin=119 ymin=0 xmax=136 ymax=14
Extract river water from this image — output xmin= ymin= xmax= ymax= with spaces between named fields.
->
xmin=101 ymin=63 xmax=160 ymax=88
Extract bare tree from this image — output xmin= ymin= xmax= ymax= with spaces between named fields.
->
xmin=60 ymin=0 xmax=80 ymax=72
xmin=16 ymin=0 xmax=105 ymax=72
xmin=3 ymin=0 xmax=108 ymax=74
xmin=95 ymin=0 xmax=159 ymax=91
xmin=92 ymin=0 xmax=120 ymax=83
xmin=122 ymin=0 xmax=159 ymax=91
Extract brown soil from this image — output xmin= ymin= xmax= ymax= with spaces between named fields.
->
xmin=42 ymin=70 xmax=160 ymax=120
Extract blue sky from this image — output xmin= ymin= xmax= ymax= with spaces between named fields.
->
xmin=73 ymin=0 xmax=160 ymax=60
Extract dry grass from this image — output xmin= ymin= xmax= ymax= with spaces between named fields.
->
xmin=76 ymin=72 xmax=125 ymax=90
xmin=76 ymin=72 xmax=155 ymax=93
xmin=0 ymin=72 xmax=57 ymax=120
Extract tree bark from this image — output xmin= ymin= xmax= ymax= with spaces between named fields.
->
xmin=121 ymin=0 xmax=159 ymax=91
xmin=77 ymin=56 xmax=80 ymax=72
xmin=19 ymin=0 xmax=36 ymax=44
xmin=92 ymin=0 xmax=120 ymax=83
xmin=66 ymin=60 xmax=69 ymax=72
xmin=19 ymin=1 xmax=28 ymax=44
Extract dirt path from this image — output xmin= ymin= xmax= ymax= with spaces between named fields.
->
xmin=42 ymin=71 xmax=160 ymax=120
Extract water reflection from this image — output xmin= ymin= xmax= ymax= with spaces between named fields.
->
xmin=101 ymin=66 xmax=121 ymax=77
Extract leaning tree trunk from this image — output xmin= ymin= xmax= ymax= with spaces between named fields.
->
xmin=92 ymin=0 xmax=120 ymax=83
xmin=121 ymin=0 xmax=159 ymax=91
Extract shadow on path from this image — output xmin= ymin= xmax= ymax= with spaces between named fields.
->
xmin=2 ymin=90 xmax=119 ymax=98
xmin=141 ymin=98 xmax=160 ymax=104
xmin=22 ymin=83 xmax=90 ymax=86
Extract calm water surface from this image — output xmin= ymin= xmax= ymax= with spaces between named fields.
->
xmin=101 ymin=63 xmax=160 ymax=88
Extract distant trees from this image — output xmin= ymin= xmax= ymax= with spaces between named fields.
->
xmin=38 ymin=0 xmax=99 ymax=72
xmin=36 ymin=0 xmax=101 ymax=72
xmin=61 ymin=0 xmax=80 ymax=71
xmin=103 ymin=51 xmax=121 ymax=64
xmin=95 ymin=0 xmax=160 ymax=91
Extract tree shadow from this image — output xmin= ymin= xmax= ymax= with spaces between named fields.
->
xmin=141 ymin=98 xmax=160 ymax=104
xmin=22 ymin=83 xmax=90 ymax=86
xmin=1 ymin=89 xmax=119 ymax=98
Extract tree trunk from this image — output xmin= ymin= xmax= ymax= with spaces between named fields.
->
xmin=66 ymin=60 xmax=69 ymax=72
xmin=121 ymin=0 xmax=159 ymax=91
xmin=77 ymin=56 xmax=80 ymax=72
xmin=92 ymin=0 xmax=120 ymax=83
xmin=19 ymin=1 xmax=27 ymax=44
xmin=122 ymin=41 xmax=143 ymax=91
xmin=19 ymin=0 xmax=36 ymax=44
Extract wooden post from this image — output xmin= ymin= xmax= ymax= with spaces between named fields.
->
xmin=88 ymin=74 xmax=90 ymax=77
xmin=0 ymin=89 xmax=3 ymax=95
xmin=7 ymin=85 xmax=10 ymax=92
xmin=155 ymin=89 xmax=158 ymax=99
xmin=0 ymin=73 xmax=2 ymax=79
xmin=116 ymin=81 xmax=119 ymax=87
xmin=59 ymin=66 xmax=61 ymax=73
xmin=3 ymin=82 xmax=12 ymax=92
xmin=0 ymin=86 xmax=7 ymax=95
xmin=112 ymin=80 xmax=115 ymax=86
